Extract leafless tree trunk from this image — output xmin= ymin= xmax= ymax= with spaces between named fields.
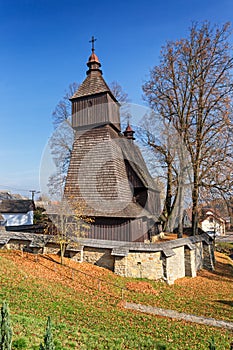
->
xmin=143 ymin=22 xmax=233 ymax=235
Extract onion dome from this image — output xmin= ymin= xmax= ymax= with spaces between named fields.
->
xmin=86 ymin=36 xmax=102 ymax=75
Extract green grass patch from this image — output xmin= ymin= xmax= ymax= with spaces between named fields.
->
xmin=0 ymin=251 xmax=232 ymax=349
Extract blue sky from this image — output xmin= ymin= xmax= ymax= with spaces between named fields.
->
xmin=0 ymin=0 xmax=232 ymax=198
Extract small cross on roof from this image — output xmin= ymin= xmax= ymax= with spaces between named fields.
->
xmin=89 ymin=36 xmax=97 ymax=52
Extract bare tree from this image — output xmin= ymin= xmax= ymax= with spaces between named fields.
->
xmin=46 ymin=196 xmax=93 ymax=265
xmin=48 ymin=83 xmax=79 ymax=196
xmin=48 ymin=120 xmax=74 ymax=197
xmin=52 ymin=82 xmax=79 ymax=128
xmin=109 ymin=81 xmax=131 ymax=122
xmin=143 ymin=22 xmax=233 ymax=235
xmin=140 ymin=113 xmax=192 ymax=236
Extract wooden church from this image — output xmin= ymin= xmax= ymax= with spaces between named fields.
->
xmin=64 ymin=40 xmax=161 ymax=242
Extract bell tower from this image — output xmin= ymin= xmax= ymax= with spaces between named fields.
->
xmin=65 ymin=38 xmax=161 ymax=242
xmin=70 ymin=37 xmax=121 ymax=132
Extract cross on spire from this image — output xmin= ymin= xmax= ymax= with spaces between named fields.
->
xmin=89 ymin=36 xmax=97 ymax=52
xmin=126 ymin=113 xmax=131 ymax=125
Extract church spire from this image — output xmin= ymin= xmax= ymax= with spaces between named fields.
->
xmin=124 ymin=121 xmax=135 ymax=141
xmin=86 ymin=36 xmax=102 ymax=75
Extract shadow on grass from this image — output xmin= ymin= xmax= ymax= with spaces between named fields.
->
xmin=199 ymin=261 xmax=233 ymax=283
xmin=41 ymin=254 xmax=62 ymax=265
xmin=215 ymin=300 xmax=233 ymax=307
xmin=33 ymin=254 xmax=124 ymax=304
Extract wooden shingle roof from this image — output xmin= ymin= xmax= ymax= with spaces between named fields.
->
xmin=70 ymin=50 xmax=117 ymax=102
xmin=71 ymin=71 xmax=112 ymax=99
xmin=0 ymin=200 xmax=35 ymax=213
xmin=65 ymin=124 xmax=160 ymax=220
xmin=65 ymin=125 xmax=132 ymax=205
xmin=121 ymin=139 xmax=159 ymax=192
xmin=47 ymin=199 xmax=156 ymax=220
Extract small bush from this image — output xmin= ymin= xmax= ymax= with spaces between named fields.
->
xmin=39 ymin=317 xmax=55 ymax=350
xmin=12 ymin=338 xmax=28 ymax=349
xmin=0 ymin=301 xmax=13 ymax=350
xmin=156 ymin=343 xmax=167 ymax=350
xmin=209 ymin=337 xmax=216 ymax=350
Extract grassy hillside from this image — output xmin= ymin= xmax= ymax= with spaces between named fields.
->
xmin=0 ymin=250 xmax=232 ymax=349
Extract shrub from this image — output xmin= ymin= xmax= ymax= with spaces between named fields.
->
xmin=12 ymin=338 xmax=28 ymax=349
xmin=39 ymin=317 xmax=55 ymax=350
xmin=209 ymin=337 xmax=216 ymax=350
xmin=0 ymin=301 xmax=13 ymax=350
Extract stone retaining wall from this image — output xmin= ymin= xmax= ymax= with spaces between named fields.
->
xmin=0 ymin=231 xmax=215 ymax=284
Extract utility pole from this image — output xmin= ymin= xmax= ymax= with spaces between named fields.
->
xmin=29 ymin=190 xmax=40 ymax=201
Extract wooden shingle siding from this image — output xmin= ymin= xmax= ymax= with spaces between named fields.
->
xmin=125 ymin=159 xmax=144 ymax=188
xmin=65 ymin=125 xmax=133 ymax=204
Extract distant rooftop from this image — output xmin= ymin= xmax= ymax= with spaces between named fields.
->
xmin=0 ymin=191 xmax=27 ymax=200
xmin=0 ymin=200 xmax=35 ymax=213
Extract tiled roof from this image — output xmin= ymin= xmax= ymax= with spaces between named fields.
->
xmin=70 ymin=71 xmax=114 ymax=99
xmin=0 ymin=200 xmax=35 ymax=213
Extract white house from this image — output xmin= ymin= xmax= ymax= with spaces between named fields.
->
xmin=0 ymin=200 xmax=35 ymax=227
xmin=199 ymin=208 xmax=225 ymax=236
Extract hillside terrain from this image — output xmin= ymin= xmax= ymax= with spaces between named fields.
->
xmin=0 ymin=249 xmax=233 ymax=349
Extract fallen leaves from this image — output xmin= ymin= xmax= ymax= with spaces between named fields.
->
xmin=0 ymin=249 xmax=233 ymax=349
xmin=126 ymin=281 xmax=158 ymax=295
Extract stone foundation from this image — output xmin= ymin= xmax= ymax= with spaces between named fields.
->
xmin=83 ymin=247 xmax=115 ymax=271
xmin=115 ymin=251 xmax=163 ymax=280
xmin=185 ymin=248 xmax=197 ymax=278
xmin=165 ymin=246 xmax=185 ymax=284
xmin=0 ymin=231 xmax=214 ymax=284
